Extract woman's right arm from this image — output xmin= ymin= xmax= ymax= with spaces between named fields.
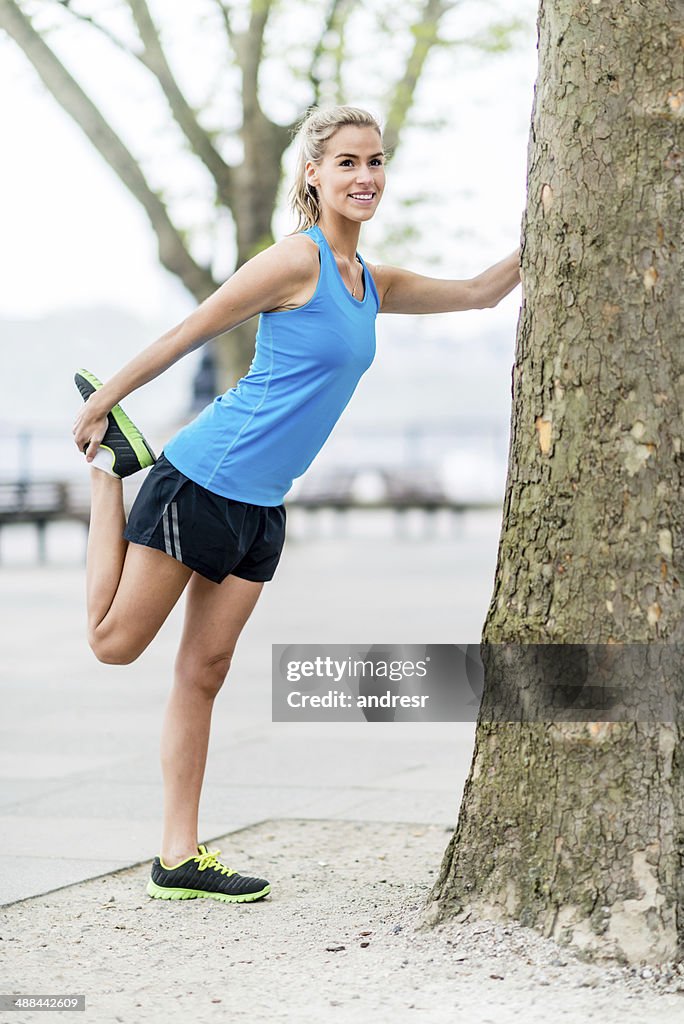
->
xmin=72 ymin=235 xmax=316 ymax=459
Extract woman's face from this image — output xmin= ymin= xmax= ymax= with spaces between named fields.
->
xmin=306 ymin=125 xmax=386 ymax=223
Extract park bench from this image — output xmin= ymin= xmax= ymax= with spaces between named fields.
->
xmin=0 ymin=480 xmax=90 ymax=563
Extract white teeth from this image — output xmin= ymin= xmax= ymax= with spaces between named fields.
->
xmin=350 ymin=193 xmax=373 ymax=199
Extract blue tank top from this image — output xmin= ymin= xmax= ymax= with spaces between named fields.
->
xmin=163 ymin=224 xmax=379 ymax=505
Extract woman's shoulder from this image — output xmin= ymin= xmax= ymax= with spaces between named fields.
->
xmin=261 ymin=231 xmax=319 ymax=277
xmin=254 ymin=232 xmax=323 ymax=315
xmin=273 ymin=229 xmax=320 ymax=255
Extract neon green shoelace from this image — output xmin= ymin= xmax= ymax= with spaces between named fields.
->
xmin=195 ymin=848 xmax=236 ymax=876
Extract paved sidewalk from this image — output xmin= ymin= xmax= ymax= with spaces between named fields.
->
xmin=4 ymin=818 xmax=684 ymax=1024
xmin=0 ymin=510 xmax=500 ymax=905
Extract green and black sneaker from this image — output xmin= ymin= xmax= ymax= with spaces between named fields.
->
xmin=74 ymin=368 xmax=156 ymax=478
xmin=147 ymin=844 xmax=271 ymax=904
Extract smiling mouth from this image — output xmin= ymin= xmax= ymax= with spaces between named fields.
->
xmin=348 ymin=192 xmax=376 ymax=201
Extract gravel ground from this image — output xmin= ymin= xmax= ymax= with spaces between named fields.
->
xmin=2 ymin=819 xmax=683 ymax=1024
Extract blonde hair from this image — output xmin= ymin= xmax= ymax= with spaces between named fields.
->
xmin=287 ymin=105 xmax=385 ymax=232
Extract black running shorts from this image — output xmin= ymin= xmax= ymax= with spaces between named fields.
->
xmin=123 ymin=452 xmax=287 ymax=584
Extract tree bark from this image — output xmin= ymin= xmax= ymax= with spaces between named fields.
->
xmin=125 ymin=0 xmax=236 ymax=209
xmin=426 ymin=0 xmax=684 ymax=965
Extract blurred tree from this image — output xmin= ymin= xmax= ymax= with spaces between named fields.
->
xmin=426 ymin=0 xmax=684 ymax=964
xmin=0 ymin=0 xmax=525 ymax=407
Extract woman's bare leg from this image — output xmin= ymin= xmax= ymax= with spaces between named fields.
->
xmin=159 ymin=572 xmax=265 ymax=865
xmin=86 ymin=471 xmax=127 ymax=630
xmin=85 ymin=469 xmax=192 ymax=663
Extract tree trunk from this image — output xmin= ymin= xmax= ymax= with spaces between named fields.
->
xmin=209 ymin=119 xmax=287 ymax=396
xmin=425 ymin=0 xmax=684 ymax=964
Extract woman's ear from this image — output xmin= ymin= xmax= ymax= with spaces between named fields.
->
xmin=304 ymin=161 xmax=318 ymax=190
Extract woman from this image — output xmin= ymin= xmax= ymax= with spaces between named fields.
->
xmin=72 ymin=104 xmax=521 ymax=905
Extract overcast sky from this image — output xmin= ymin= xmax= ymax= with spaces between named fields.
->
xmin=0 ymin=0 xmax=539 ymax=337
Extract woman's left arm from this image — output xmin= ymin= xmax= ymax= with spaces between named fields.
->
xmin=367 ymin=248 xmax=521 ymax=314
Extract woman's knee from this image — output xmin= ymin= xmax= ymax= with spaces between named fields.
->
xmin=174 ymin=650 xmax=234 ymax=699
xmin=88 ymin=622 xmax=146 ymax=665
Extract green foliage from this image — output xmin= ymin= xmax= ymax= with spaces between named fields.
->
xmin=245 ymin=233 xmax=276 ymax=260
xmin=374 ymin=222 xmax=421 ymax=259
xmin=464 ymin=17 xmax=529 ymax=55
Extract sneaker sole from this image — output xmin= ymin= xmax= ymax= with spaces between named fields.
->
xmin=146 ymin=878 xmax=270 ymax=903
xmin=75 ymin=369 xmax=156 ymax=473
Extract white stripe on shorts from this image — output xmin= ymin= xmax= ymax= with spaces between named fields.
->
xmin=170 ymin=501 xmax=182 ymax=561
xmin=162 ymin=502 xmax=173 ymax=557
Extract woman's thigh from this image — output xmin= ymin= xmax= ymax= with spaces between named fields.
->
xmin=91 ymin=542 xmax=193 ymax=663
xmin=174 ymin=572 xmax=265 ymax=694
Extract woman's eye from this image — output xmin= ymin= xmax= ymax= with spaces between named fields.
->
xmin=339 ymin=159 xmax=384 ymax=167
